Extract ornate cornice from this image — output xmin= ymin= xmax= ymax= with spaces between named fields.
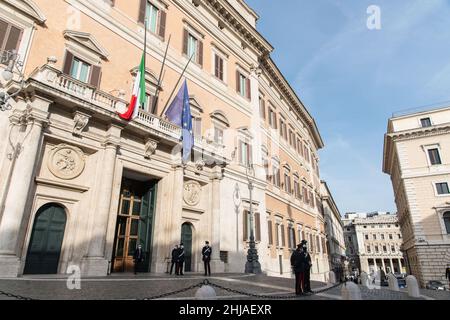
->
xmin=388 ymin=123 xmax=450 ymax=142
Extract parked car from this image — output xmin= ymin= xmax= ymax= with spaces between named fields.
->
xmin=425 ymin=281 xmax=446 ymax=291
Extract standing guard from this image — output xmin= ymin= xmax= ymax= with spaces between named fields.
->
xmin=302 ymin=240 xmax=313 ymax=293
xmin=202 ymin=241 xmax=212 ymax=276
xmin=170 ymin=244 xmax=179 ymax=275
xmin=177 ymin=243 xmax=185 ymax=275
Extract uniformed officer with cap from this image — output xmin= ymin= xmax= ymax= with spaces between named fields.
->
xmin=301 ymin=240 xmax=313 ymax=293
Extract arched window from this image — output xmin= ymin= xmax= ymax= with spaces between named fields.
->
xmin=444 ymin=212 xmax=450 ymax=234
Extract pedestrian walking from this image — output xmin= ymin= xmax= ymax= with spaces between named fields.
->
xmin=290 ymin=244 xmax=306 ymax=295
xmin=133 ymin=244 xmax=145 ymax=275
xmin=202 ymin=241 xmax=212 ymax=276
xmin=170 ymin=245 xmax=179 ymax=275
xmin=177 ymin=243 xmax=185 ymax=275
xmin=301 ymin=240 xmax=313 ymax=293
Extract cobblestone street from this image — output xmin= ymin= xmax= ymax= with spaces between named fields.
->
xmin=0 ymin=273 xmax=449 ymax=300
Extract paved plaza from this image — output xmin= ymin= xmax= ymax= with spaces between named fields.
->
xmin=0 ymin=273 xmax=449 ymax=300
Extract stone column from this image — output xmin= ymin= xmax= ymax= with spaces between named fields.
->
xmin=381 ymin=258 xmax=386 ymax=272
xmin=389 ymin=259 xmax=394 ymax=274
xmin=398 ymin=258 xmax=403 ymax=273
xmin=210 ymin=166 xmax=225 ymax=273
xmin=81 ymin=125 xmax=121 ymax=276
xmin=0 ymin=101 xmax=50 ymax=277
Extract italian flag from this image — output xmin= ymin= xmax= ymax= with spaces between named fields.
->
xmin=118 ymin=54 xmax=146 ymax=121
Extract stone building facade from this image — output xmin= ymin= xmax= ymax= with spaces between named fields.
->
xmin=0 ymin=0 xmax=328 ymax=279
xmin=383 ymin=106 xmax=450 ymax=286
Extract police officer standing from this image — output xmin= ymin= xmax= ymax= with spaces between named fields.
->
xmin=290 ymin=244 xmax=306 ymax=295
xmin=177 ymin=243 xmax=185 ymax=276
xmin=133 ymin=244 xmax=145 ymax=275
xmin=301 ymin=240 xmax=313 ymax=293
xmin=170 ymin=244 xmax=179 ymax=275
xmin=202 ymin=241 xmax=212 ymax=276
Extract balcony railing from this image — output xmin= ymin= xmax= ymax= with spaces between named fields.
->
xmin=28 ymin=63 xmax=227 ymax=159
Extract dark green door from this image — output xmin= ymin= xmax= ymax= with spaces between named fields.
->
xmin=24 ymin=204 xmax=67 ymax=275
xmin=181 ymin=223 xmax=193 ymax=272
xmin=137 ymin=182 xmax=157 ymax=272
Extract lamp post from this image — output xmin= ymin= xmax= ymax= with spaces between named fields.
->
xmin=1 ymin=49 xmax=25 ymax=111
xmin=244 ymin=163 xmax=262 ymax=274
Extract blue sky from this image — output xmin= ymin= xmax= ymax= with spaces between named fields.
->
xmin=246 ymin=0 xmax=450 ymax=214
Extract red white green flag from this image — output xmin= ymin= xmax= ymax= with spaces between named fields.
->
xmin=118 ymin=54 xmax=146 ymax=121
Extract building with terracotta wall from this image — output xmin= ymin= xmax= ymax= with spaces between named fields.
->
xmin=0 ymin=0 xmax=328 ymax=279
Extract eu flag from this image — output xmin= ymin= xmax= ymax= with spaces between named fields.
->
xmin=165 ymin=80 xmax=194 ymax=163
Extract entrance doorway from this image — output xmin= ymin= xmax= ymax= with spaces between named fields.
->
xmin=112 ymin=178 xmax=157 ymax=273
xmin=181 ymin=223 xmax=193 ymax=272
xmin=24 ymin=203 xmax=67 ymax=274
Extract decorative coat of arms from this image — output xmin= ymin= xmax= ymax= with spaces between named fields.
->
xmin=183 ymin=181 xmax=201 ymax=206
xmin=48 ymin=144 xmax=86 ymax=180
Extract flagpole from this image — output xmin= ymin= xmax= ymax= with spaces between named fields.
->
xmin=151 ymin=35 xmax=171 ymax=114
xmin=159 ymin=53 xmax=195 ymax=118
xmin=143 ymin=17 xmax=148 ymax=110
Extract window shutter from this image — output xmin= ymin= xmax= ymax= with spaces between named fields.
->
xmin=255 ymin=212 xmax=261 ymax=241
xmin=214 ymin=54 xmax=219 ymax=78
xmin=243 ymin=211 xmax=248 ymax=241
xmin=262 ymin=99 xmax=266 ymax=119
xmin=4 ymin=25 xmax=22 ymax=52
xmin=268 ymin=221 xmax=273 ymax=245
xmin=293 ymin=228 xmax=297 ymax=247
xmin=0 ymin=20 xmax=8 ymax=50
xmin=62 ymin=51 xmax=74 ymax=75
xmin=198 ymin=40 xmax=203 ymax=66
xmin=138 ymin=0 xmax=147 ymax=23
xmin=158 ymin=10 xmax=166 ymax=40
xmin=89 ymin=65 xmax=102 ymax=88
xmin=281 ymin=226 xmax=285 ymax=247
xmin=182 ymin=29 xmax=188 ymax=55
xmin=219 ymin=56 xmax=224 ymax=80
xmin=246 ymin=78 xmax=251 ymax=100
xmin=236 ymin=71 xmax=240 ymax=93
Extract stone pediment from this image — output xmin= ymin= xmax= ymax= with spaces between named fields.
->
xmin=63 ymin=30 xmax=109 ymax=60
xmin=3 ymin=0 xmax=46 ymax=24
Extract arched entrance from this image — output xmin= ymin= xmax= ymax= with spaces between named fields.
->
xmin=181 ymin=223 xmax=193 ymax=272
xmin=24 ymin=203 xmax=67 ymax=274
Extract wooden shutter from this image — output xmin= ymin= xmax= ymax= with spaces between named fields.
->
xmin=243 ymin=211 xmax=248 ymax=241
xmin=89 ymin=65 xmax=102 ymax=88
xmin=293 ymin=228 xmax=297 ymax=248
xmin=281 ymin=225 xmax=285 ymax=247
xmin=268 ymin=221 xmax=273 ymax=245
xmin=198 ymin=40 xmax=203 ymax=66
xmin=62 ymin=51 xmax=74 ymax=75
xmin=214 ymin=54 xmax=219 ymax=78
xmin=255 ymin=212 xmax=261 ymax=242
xmin=219 ymin=56 xmax=224 ymax=80
xmin=0 ymin=20 xmax=8 ymax=50
xmin=246 ymin=78 xmax=251 ymax=100
xmin=182 ymin=29 xmax=188 ymax=55
xmin=138 ymin=0 xmax=147 ymax=23
xmin=4 ymin=25 xmax=22 ymax=52
xmin=158 ymin=10 xmax=166 ymax=40
xmin=236 ymin=71 xmax=240 ymax=93
xmin=261 ymin=99 xmax=266 ymax=119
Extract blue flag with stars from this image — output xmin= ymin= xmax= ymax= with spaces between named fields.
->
xmin=165 ymin=80 xmax=194 ymax=163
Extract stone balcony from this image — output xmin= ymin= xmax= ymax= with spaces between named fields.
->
xmin=26 ymin=63 xmax=228 ymax=162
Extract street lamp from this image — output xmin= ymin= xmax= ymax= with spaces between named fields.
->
xmin=244 ymin=163 xmax=262 ymax=274
xmin=1 ymin=49 xmax=25 ymax=111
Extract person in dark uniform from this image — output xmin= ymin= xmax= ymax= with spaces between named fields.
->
xmin=202 ymin=241 xmax=212 ymax=276
xmin=290 ymin=244 xmax=306 ymax=295
xmin=133 ymin=244 xmax=145 ymax=275
xmin=177 ymin=243 xmax=185 ymax=275
xmin=446 ymin=265 xmax=450 ymax=287
xmin=301 ymin=240 xmax=313 ymax=293
xmin=170 ymin=245 xmax=179 ymax=275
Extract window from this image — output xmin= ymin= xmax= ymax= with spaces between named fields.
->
xmin=268 ymin=108 xmax=277 ymax=129
xmin=236 ymin=71 xmax=251 ymax=99
xmin=436 ymin=182 xmax=450 ymax=195
xmin=367 ymin=246 xmax=371 ymax=253
xmin=63 ymin=51 xmax=102 ymax=87
xmin=284 ymin=172 xmax=291 ymax=194
xmin=302 ymin=187 xmax=309 ymax=204
xmin=294 ymin=180 xmax=300 ymax=199
xmin=272 ymin=165 xmax=281 ymax=188
xmin=259 ymin=96 xmax=265 ymax=119
xmin=268 ymin=220 xmax=273 ymax=245
xmin=375 ymin=246 xmax=379 ymax=253
xmin=192 ymin=116 xmax=202 ymax=138
xmin=381 ymin=234 xmax=385 ymax=240
xmin=391 ymin=246 xmax=395 ymax=252
xmin=139 ymin=0 xmax=166 ymax=39
xmin=182 ymin=29 xmax=203 ymax=66
xmin=365 ymin=234 xmax=369 ymax=240
xmin=214 ymin=126 xmax=223 ymax=144
xmin=70 ymin=57 xmax=91 ymax=83
xmin=0 ymin=18 xmax=23 ymax=57
xmin=279 ymin=118 xmax=287 ymax=140
xmin=288 ymin=226 xmax=296 ymax=249
xmin=428 ymin=148 xmax=442 ymax=165
xmin=383 ymin=245 xmax=387 ymax=252
xmin=275 ymin=223 xmax=280 ymax=247
xmin=214 ymin=53 xmax=224 ymax=81
xmin=398 ymin=234 xmax=402 ymax=239
xmin=239 ymin=141 xmax=252 ymax=166
xmin=389 ymin=234 xmax=393 ymax=240
xmin=444 ymin=212 xmax=450 ymax=234
xmin=348 ymin=236 xmax=352 ymax=242
xmin=304 ymin=146 xmax=310 ymax=163
xmin=373 ymin=234 xmax=377 ymax=240
xmin=421 ymin=117 xmax=432 ymax=127
xmin=297 ymin=138 xmax=303 ymax=156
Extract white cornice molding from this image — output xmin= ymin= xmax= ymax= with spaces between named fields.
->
xmin=2 ymin=0 xmax=47 ymax=24
xmin=63 ymin=30 xmax=110 ymax=60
